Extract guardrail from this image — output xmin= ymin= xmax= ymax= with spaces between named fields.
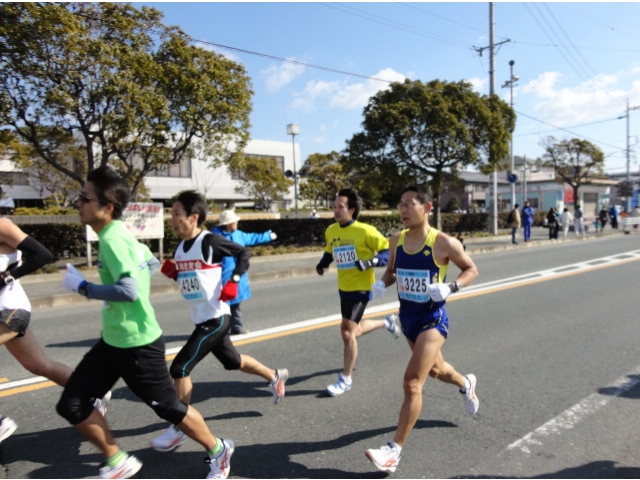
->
xmin=623 ymin=216 xmax=640 ymax=233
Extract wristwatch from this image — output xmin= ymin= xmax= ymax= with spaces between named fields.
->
xmin=450 ymin=281 xmax=461 ymax=293
xmin=231 ymin=274 xmax=241 ymax=283
xmin=0 ymin=271 xmax=15 ymax=286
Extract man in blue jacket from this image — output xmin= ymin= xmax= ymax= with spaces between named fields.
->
xmin=521 ymin=201 xmax=535 ymax=242
xmin=211 ymin=210 xmax=276 ymax=335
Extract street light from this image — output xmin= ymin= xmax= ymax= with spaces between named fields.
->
xmin=286 ymin=123 xmax=300 ymax=216
xmin=502 ymin=60 xmax=519 ymax=206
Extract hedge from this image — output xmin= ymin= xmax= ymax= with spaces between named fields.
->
xmin=15 ymin=210 xmax=548 ymax=261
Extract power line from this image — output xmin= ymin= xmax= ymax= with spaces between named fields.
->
xmin=199 ymin=40 xmax=394 ymax=84
xmin=542 ymin=3 xmax=598 ymax=78
xmin=511 ymin=41 xmax=640 ymax=53
xmin=316 ymin=2 xmax=471 ymax=49
xmin=515 ymin=110 xmax=624 ymax=152
xmin=524 ymin=3 xmax=591 ymax=82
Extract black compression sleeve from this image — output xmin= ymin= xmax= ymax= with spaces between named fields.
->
xmin=318 ymin=251 xmax=333 ymax=269
xmin=9 ymin=236 xmax=55 ymax=280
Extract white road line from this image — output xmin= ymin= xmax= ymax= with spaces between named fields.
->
xmin=505 ymin=365 xmax=640 ymax=455
xmin=3 ymin=250 xmax=640 ymax=392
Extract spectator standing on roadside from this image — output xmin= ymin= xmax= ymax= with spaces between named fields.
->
xmin=598 ymin=206 xmax=609 ymax=231
xmin=546 ymin=207 xmax=560 ymax=239
xmin=364 ymin=184 xmax=479 ymax=474
xmin=521 ymin=201 xmax=535 ymax=242
xmin=58 ymin=166 xmax=233 ymax=480
xmin=560 ymin=207 xmax=573 ymax=237
xmin=608 ymin=204 xmax=618 ymax=229
xmin=574 ymin=205 xmax=585 ymax=235
xmin=211 ymin=210 xmax=276 ymax=335
xmin=315 ymin=188 xmax=399 ymax=397
xmin=507 ymin=204 xmax=521 ymax=244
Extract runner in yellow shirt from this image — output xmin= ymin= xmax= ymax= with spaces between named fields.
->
xmin=315 ymin=188 xmax=399 ymax=396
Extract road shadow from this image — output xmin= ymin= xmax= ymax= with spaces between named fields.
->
xmin=7 ymin=418 xmax=454 ymax=479
xmin=597 ymin=374 xmax=640 ymax=399
xmin=457 ymin=460 xmax=640 ymax=479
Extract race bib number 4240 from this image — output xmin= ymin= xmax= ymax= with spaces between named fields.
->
xmin=333 ymin=245 xmax=358 ymax=270
xmin=396 ymin=268 xmax=431 ymax=303
xmin=178 ymin=271 xmax=204 ymax=300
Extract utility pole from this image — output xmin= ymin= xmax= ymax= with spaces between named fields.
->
xmin=623 ymin=100 xmax=640 ymax=212
xmin=502 ymin=60 xmax=519 ymax=206
xmin=475 ymin=3 xmax=510 ymax=234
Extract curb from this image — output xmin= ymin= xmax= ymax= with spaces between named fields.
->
xmin=24 ymin=230 xmax=625 ymax=310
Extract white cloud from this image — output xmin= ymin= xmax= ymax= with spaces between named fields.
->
xmin=291 ymin=80 xmax=342 ymax=112
xmin=466 ymin=76 xmax=488 ymax=94
xmin=290 ymin=68 xmax=406 ymax=112
xmin=522 ymin=70 xmax=640 ymax=125
xmin=262 ymin=60 xmax=305 ymax=92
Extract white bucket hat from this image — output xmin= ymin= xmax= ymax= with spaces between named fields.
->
xmin=217 ymin=210 xmax=241 ymax=226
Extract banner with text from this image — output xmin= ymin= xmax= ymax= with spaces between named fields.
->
xmin=86 ymin=202 xmax=164 ymax=242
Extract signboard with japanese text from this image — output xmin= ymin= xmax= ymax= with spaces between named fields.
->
xmin=86 ymin=202 xmax=164 ymax=242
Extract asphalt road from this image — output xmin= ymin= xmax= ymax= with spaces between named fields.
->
xmin=1 ymin=234 xmax=640 ymax=479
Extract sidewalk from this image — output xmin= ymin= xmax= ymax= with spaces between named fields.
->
xmin=20 ymin=227 xmax=625 ymax=309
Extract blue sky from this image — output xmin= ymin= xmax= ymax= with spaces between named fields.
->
xmin=140 ymin=2 xmax=640 ymax=175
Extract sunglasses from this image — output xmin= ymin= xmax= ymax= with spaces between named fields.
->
xmin=74 ymin=193 xmax=100 ymax=204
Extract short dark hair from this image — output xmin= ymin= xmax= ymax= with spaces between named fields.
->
xmin=337 ymin=188 xmax=362 ymax=220
xmin=515 ymin=204 xmax=520 ymax=208
xmin=401 ymin=184 xmax=431 ymax=204
xmin=175 ymin=190 xmax=207 ymax=226
xmin=86 ymin=166 xmax=130 ymax=220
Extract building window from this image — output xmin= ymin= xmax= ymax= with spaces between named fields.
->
xmin=229 ymin=154 xmax=285 ymax=180
xmin=0 ymin=171 xmax=30 ymax=186
xmin=147 ymin=158 xmax=192 ymax=178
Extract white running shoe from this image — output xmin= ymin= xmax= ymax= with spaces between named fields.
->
xmin=269 ymin=368 xmax=289 ymax=404
xmin=385 ymin=314 xmax=400 ymax=339
xmin=93 ymin=391 xmax=112 ymax=417
xmin=206 ymin=439 xmax=234 ymax=479
xmin=98 ymin=453 xmax=142 ymax=479
xmin=460 ymin=374 xmax=479 ymax=415
xmin=366 ymin=442 xmax=401 ymax=473
xmin=326 ymin=373 xmax=352 ymax=396
xmin=150 ymin=425 xmax=187 ymax=452
xmin=0 ymin=416 xmax=17 ymax=444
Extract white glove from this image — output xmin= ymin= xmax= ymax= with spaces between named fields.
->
xmin=270 ymin=231 xmax=277 ymax=240
xmin=371 ymin=280 xmax=386 ymax=299
xmin=426 ymin=283 xmax=452 ymax=302
xmin=63 ymin=264 xmax=87 ymax=294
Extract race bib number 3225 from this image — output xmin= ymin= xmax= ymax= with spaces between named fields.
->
xmin=396 ymin=268 xmax=431 ymax=302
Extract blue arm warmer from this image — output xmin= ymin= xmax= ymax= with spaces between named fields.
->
xmin=85 ymin=276 xmax=138 ymax=302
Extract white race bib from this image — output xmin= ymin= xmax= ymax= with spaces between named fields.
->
xmin=178 ymin=271 xmax=205 ymax=301
xmin=397 ymin=268 xmax=431 ymax=303
xmin=333 ymin=245 xmax=358 ymax=270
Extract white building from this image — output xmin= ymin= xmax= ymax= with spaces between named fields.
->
xmin=1 ymin=138 xmax=300 ymax=210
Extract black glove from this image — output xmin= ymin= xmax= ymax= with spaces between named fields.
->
xmin=355 ymin=257 xmax=379 ymax=271
xmin=316 ymin=263 xmax=325 ymax=276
